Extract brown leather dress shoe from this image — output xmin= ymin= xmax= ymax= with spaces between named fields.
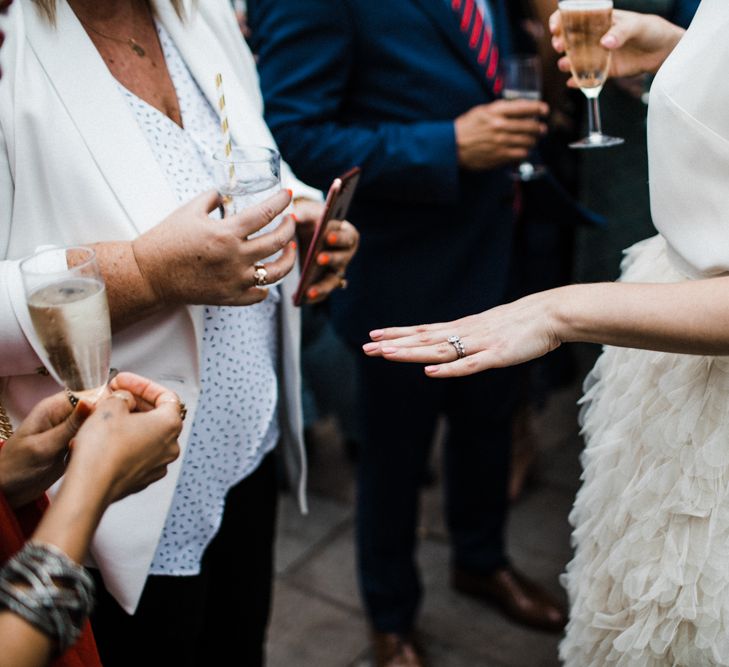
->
xmin=451 ymin=566 xmax=567 ymax=633
xmin=372 ymin=631 xmax=426 ymax=667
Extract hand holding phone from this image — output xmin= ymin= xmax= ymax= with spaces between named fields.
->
xmin=293 ymin=167 xmax=361 ymax=306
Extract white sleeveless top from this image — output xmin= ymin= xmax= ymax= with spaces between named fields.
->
xmin=647 ymin=0 xmax=729 ymax=278
xmin=118 ymin=24 xmax=281 ymax=575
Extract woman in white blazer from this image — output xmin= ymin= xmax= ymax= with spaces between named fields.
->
xmin=0 ymin=1 xmax=358 ymax=664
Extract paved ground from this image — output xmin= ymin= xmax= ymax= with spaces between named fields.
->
xmin=266 ymin=371 xmax=587 ymax=667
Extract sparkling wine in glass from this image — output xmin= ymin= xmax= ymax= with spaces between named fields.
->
xmin=502 ymin=55 xmax=547 ymax=181
xmin=559 ymin=0 xmax=624 ymax=149
xmin=21 ymin=247 xmax=112 ymax=402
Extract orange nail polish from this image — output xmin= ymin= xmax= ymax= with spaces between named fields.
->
xmin=307 ymin=287 xmax=319 ymax=300
xmin=317 ymin=253 xmax=330 ymax=266
xmin=290 ymin=213 xmax=298 ymax=222
xmin=327 ymin=232 xmax=338 ymax=246
xmin=286 ymin=188 xmax=293 ymax=197
xmin=290 ymin=241 xmax=298 ymax=251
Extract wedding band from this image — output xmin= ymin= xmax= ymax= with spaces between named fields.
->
xmin=253 ymin=263 xmax=268 ymax=287
xmin=447 ymin=335 xmax=466 ymax=360
xmin=65 ymin=388 xmax=79 ymax=408
xmin=338 ymin=277 xmax=348 ymax=290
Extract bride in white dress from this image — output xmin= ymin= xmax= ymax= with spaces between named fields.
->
xmin=362 ymin=1 xmax=729 ymax=663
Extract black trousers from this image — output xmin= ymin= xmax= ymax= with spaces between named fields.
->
xmin=355 ymin=354 xmax=518 ymax=634
xmin=90 ymin=452 xmax=279 ymax=667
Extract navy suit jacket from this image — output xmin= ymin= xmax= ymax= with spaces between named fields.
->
xmin=251 ymin=0 xmax=520 ymax=344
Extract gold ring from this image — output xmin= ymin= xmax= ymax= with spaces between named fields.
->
xmin=338 ymin=277 xmax=348 ymax=290
xmin=253 ymin=263 xmax=268 ymax=287
xmin=65 ymin=388 xmax=79 ymax=408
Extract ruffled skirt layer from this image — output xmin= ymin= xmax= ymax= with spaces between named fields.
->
xmin=560 ymin=235 xmax=729 ymax=666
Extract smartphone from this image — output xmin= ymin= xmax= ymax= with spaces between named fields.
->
xmin=293 ymin=167 xmax=361 ymax=306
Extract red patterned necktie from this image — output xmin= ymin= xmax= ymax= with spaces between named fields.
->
xmin=451 ymin=0 xmax=503 ymax=94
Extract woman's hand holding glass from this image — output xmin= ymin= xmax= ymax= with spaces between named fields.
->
xmin=0 ymin=394 xmax=91 ymax=508
xmin=131 ymin=188 xmax=297 ymax=308
xmin=550 ymin=7 xmax=685 ymax=83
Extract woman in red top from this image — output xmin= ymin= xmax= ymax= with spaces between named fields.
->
xmin=0 ymin=373 xmax=183 ymax=667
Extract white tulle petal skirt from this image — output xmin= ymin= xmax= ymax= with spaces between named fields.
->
xmin=560 ymin=235 xmax=729 ymax=666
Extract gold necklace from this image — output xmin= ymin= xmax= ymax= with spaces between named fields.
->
xmin=78 ymin=16 xmax=147 ymax=57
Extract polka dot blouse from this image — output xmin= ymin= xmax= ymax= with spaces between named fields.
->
xmin=118 ymin=24 xmax=282 ymax=575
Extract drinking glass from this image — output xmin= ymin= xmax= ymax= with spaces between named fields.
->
xmin=213 ymin=145 xmax=281 ymax=218
xmin=558 ymin=0 xmax=624 ymax=149
xmin=213 ymin=145 xmax=284 ymax=273
xmin=502 ymin=55 xmax=547 ymax=181
xmin=20 ymin=246 xmax=112 ymax=402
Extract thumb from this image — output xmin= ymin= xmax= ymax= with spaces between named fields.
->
xmin=61 ymin=401 xmax=93 ymax=440
xmin=40 ymin=400 xmax=92 ymax=455
xmin=188 ymin=189 xmax=223 ymax=216
xmin=600 ymin=21 xmax=631 ymax=50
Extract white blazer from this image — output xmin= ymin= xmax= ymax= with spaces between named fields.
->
xmin=0 ymin=0 xmax=320 ymax=613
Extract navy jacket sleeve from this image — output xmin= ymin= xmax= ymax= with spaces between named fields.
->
xmin=250 ymin=0 xmax=460 ymax=205
xmin=668 ymin=0 xmax=700 ymax=28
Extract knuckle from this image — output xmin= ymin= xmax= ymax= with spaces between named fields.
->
xmin=257 ymin=202 xmax=278 ymax=225
xmin=275 ymin=231 xmax=289 ymax=250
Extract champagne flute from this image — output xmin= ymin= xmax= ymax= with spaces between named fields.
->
xmin=502 ymin=55 xmax=547 ymax=181
xmin=559 ymin=0 xmax=624 ymax=149
xmin=20 ymin=246 xmax=112 ymax=403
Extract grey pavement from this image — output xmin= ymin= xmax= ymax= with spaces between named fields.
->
xmin=267 ymin=380 xmax=585 ymax=667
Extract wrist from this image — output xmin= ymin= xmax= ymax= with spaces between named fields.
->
xmin=650 ymin=16 xmax=685 ymax=73
xmin=0 ymin=450 xmax=30 ymax=509
xmin=129 ymin=238 xmax=171 ymax=308
xmin=665 ymin=23 xmax=685 ymax=59
xmin=548 ymin=284 xmax=586 ymax=345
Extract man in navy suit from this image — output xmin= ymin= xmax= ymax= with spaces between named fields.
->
xmin=249 ymin=1 xmax=566 ymax=663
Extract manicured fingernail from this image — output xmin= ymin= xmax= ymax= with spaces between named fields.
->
xmin=425 ymin=366 xmax=439 ymax=374
xmin=370 ymin=329 xmax=384 ymax=340
xmin=74 ymin=401 xmax=92 ymax=422
xmin=317 ymin=253 xmax=330 ymax=266
xmin=290 ymin=213 xmax=298 ymax=222
xmin=290 ymin=241 xmax=297 ymax=251
xmin=286 ymin=188 xmax=293 ymax=197
xmin=307 ymin=287 xmax=319 ymax=300
xmin=362 ymin=342 xmax=379 ymax=352
xmin=382 ymin=347 xmax=398 ymax=355
xmin=327 ymin=232 xmax=338 ymax=245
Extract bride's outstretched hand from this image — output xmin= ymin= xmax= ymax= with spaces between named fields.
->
xmin=362 ymin=291 xmax=563 ymax=378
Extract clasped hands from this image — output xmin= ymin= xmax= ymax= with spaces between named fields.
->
xmin=132 ymin=188 xmax=359 ymax=308
xmin=0 ymin=373 xmax=183 ymax=509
